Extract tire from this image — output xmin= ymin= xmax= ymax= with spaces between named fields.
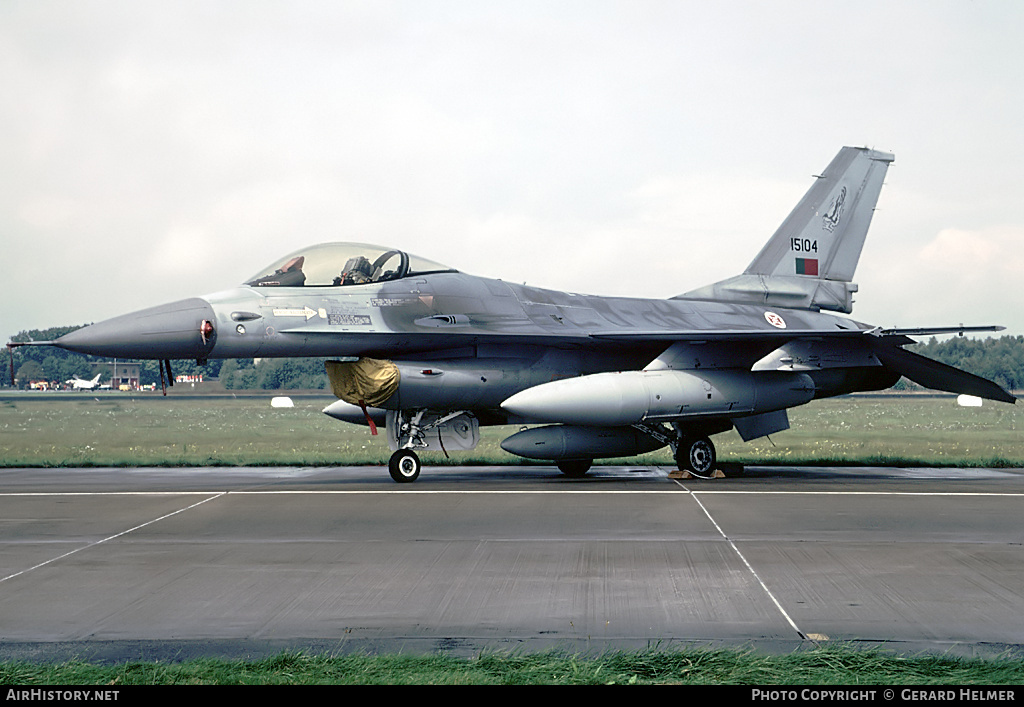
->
xmin=676 ymin=436 xmax=716 ymax=478
xmin=556 ymin=459 xmax=592 ymax=478
xmin=388 ymin=449 xmax=421 ymax=483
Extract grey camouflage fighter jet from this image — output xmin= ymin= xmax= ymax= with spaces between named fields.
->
xmin=14 ymin=147 xmax=1016 ymax=482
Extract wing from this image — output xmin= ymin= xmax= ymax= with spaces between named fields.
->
xmin=594 ymin=326 xmax=1015 ymax=404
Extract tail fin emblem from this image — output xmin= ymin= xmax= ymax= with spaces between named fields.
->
xmin=821 ymin=186 xmax=847 ymax=233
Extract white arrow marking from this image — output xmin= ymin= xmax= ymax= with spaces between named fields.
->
xmin=273 ymin=306 xmax=319 ymax=320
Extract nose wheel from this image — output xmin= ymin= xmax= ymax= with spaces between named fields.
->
xmin=388 ymin=449 xmax=421 ymax=483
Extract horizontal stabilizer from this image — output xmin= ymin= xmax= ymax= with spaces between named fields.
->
xmin=874 ymin=325 xmax=1005 ymax=337
xmin=872 ymin=344 xmax=1016 ymax=404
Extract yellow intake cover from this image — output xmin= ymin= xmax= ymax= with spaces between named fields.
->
xmin=325 ymin=358 xmax=400 ymax=407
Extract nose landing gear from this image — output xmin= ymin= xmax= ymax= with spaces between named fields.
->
xmin=385 ymin=409 xmax=477 ymax=483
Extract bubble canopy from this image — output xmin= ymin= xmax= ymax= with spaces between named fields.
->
xmin=244 ymin=242 xmax=456 ymax=288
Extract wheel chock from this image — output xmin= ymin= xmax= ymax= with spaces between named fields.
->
xmin=668 ymin=464 xmax=743 ymax=480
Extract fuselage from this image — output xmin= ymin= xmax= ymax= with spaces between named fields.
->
xmin=52 ymin=264 xmax=896 ymax=423
xmin=58 ymin=262 xmax=871 ymax=355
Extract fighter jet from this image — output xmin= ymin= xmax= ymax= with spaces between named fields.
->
xmin=16 ymin=147 xmax=1015 ymax=482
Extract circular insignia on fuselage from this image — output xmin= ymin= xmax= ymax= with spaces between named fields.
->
xmin=764 ymin=311 xmax=787 ymax=329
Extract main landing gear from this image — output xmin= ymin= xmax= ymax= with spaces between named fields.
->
xmin=674 ymin=435 xmax=717 ymax=478
xmin=632 ymin=423 xmax=719 ymax=479
xmin=550 ymin=436 xmax=717 ymax=479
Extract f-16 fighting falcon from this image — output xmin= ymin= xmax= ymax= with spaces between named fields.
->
xmin=11 ymin=147 xmax=1015 ymax=482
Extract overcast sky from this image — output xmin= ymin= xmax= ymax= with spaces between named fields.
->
xmin=3 ymin=0 xmax=1023 ymax=347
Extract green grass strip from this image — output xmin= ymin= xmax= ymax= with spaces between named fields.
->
xmin=2 ymin=394 xmax=1023 ymax=469
xmin=2 ymin=647 xmax=1024 ymax=685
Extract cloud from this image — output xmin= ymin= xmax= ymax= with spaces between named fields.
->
xmin=919 ymin=227 xmax=1024 ymax=275
xmin=855 ymin=226 xmax=1024 ymax=332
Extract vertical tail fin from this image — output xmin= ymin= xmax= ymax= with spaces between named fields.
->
xmin=677 ymin=146 xmax=894 ymax=314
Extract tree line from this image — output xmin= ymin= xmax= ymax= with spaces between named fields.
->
xmin=4 ymin=325 xmax=1023 ymax=392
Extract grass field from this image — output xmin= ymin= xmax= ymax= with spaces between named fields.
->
xmin=0 ymin=391 xmax=1021 ymax=468
xmin=3 ymin=647 xmax=1024 ymax=685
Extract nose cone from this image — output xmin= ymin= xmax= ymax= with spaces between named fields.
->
xmin=54 ymin=298 xmax=217 ymax=359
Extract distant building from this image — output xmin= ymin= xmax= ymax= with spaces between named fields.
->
xmin=92 ymin=361 xmax=140 ymax=390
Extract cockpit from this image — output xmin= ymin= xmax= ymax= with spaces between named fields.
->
xmin=244 ymin=242 xmax=456 ymax=288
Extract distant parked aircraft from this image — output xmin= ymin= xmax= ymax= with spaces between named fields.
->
xmin=66 ymin=374 xmax=103 ymax=391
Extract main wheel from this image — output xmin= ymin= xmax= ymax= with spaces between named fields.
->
xmin=676 ymin=436 xmax=716 ymax=478
xmin=557 ymin=459 xmax=592 ymax=478
xmin=388 ymin=449 xmax=421 ymax=483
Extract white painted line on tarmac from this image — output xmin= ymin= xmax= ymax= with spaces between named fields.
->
xmin=673 ymin=478 xmax=808 ymax=641
xmin=0 ymin=492 xmax=225 ymax=497
xmin=689 ymin=490 xmax=1024 ymax=496
xmin=1 ymin=488 xmax=1023 ymax=496
xmin=0 ymin=493 xmax=225 ymax=585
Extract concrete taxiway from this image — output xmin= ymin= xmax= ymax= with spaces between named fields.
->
xmin=1 ymin=464 xmax=1023 ymax=662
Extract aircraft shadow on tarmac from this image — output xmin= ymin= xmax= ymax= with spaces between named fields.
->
xmin=271 ymin=463 xmax=1015 ymax=487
